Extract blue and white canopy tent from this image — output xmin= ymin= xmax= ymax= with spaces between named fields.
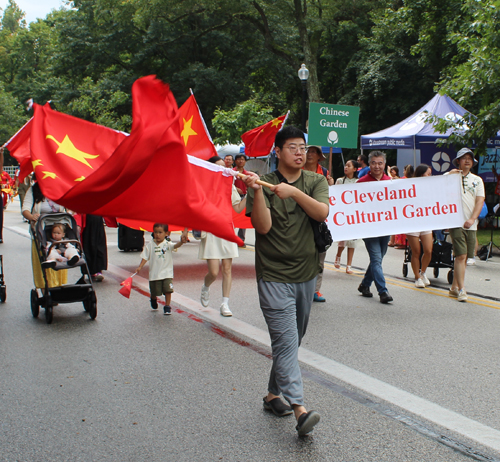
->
xmin=360 ymin=94 xmax=469 ymax=174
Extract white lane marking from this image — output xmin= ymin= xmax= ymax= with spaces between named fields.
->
xmin=109 ymin=264 xmax=500 ymax=453
xmin=9 ymin=226 xmax=30 ymax=238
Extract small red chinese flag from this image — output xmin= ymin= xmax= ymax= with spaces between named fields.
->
xmin=4 ymin=118 xmax=33 ymax=182
xmin=241 ymin=113 xmax=288 ymax=157
xmin=178 ymin=94 xmax=218 ymax=160
xmin=119 ymin=276 xmax=133 ymax=298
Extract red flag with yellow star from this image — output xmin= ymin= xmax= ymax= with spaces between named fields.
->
xmin=178 ymin=94 xmax=218 ymax=160
xmin=4 ymin=118 xmax=33 ymax=182
xmin=30 ymin=106 xmax=126 ymax=199
xmin=27 ymin=76 xmax=242 ymax=246
xmin=241 ymin=113 xmax=289 ymax=157
xmin=119 ymin=275 xmax=134 ymax=298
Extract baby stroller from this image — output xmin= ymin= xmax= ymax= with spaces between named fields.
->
xmin=402 ymin=232 xmax=454 ymax=284
xmin=31 ymin=212 xmax=97 ymax=324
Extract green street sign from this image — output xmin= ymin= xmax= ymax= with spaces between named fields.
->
xmin=308 ymin=103 xmax=360 ymax=149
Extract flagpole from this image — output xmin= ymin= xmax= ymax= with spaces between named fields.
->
xmin=236 ymin=172 xmax=274 ymax=189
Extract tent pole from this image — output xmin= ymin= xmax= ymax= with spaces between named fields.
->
xmin=413 ymin=135 xmax=416 ymax=168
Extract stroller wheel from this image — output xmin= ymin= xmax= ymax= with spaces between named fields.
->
xmin=88 ymin=291 xmax=97 ymax=320
xmin=447 ymin=269 xmax=454 ymax=285
xmin=402 ymin=263 xmax=408 ymax=278
xmin=433 ymin=267 xmax=439 ymax=278
xmin=45 ymin=296 xmax=53 ymax=324
xmin=30 ymin=289 xmax=39 ymax=318
xmin=0 ymin=285 xmax=6 ymax=303
xmin=45 ymin=305 xmax=53 ymax=324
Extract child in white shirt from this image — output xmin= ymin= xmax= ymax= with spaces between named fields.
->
xmin=136 ymin=223 xmax=186 ymax=315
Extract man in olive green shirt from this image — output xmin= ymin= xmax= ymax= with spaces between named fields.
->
xmin=245 ymin=126 xmax=329 ymax=437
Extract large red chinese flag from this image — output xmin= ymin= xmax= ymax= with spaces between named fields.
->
xmin=241 ymin=113 xmax=288 ymax=157
xmin=30 ymin=105 xmax=126 ymax=200
xmin=4 ymin=118 xmax=33 ymax=181
xmin=30 ymin=75 xmax=242 ymax=245
xmin=178 ymin=94 xmax=218 ymax=160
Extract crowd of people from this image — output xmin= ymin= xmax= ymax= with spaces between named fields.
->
xmin=2 ymin=126 xmax=488 ymax=439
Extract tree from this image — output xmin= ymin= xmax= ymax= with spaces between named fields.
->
xmin=436 ymin=0 xmax=500 ymax=152
xmin=212 ymin=97 xmax=275 ymax=144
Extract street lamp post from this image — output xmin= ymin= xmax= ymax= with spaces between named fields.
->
xmin=298 ymin=63 xmax=309 ymax=133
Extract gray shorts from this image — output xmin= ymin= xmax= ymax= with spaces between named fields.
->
xmin=149 ymin=278 xmax=173 ymax=297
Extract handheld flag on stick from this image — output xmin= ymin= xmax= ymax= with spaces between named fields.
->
xmin=119 ymin=272 xmax=137 ymax=299
xmin=178 ymin=92 xmax=218 ymax=160
xmin=241 ymin=112 xmax=289 ymax=157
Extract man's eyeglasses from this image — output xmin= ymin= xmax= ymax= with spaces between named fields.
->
xmin=283 ymin=144 xmax=307 ymax=154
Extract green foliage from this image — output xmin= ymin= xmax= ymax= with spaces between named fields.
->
xmin=1 ymin=0 xmax=500 ymax=169
xmin=212 ymin=98 xmax=275 ymax=144
xmin=0 ymin=82 xmax=29 ymax=164
xmin=437 ymin=0 xmax=500 ymax=152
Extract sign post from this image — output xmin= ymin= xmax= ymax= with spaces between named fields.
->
xmin=308 ymin=103 xmax=359 ymax=149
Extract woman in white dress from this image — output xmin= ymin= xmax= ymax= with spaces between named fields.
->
xmin=334 ymin=159 xmax=359 ymax=274
xmin=199 ymin=156 xmax=246 ymax=317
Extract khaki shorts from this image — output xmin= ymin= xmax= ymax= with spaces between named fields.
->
xmin=449 ymin=228 xmax=476 ymax=258
xmin=149 ymin=278 xmax=174 ymax=297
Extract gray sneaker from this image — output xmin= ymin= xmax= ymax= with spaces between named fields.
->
xmin=457 ymin=289 xmax=468 ymax=302
xmin=449 ymin=288 xmax=459 ymax=298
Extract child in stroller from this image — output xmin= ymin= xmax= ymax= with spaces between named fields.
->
xmin=42 ymin=222 xmax=81 ymax=269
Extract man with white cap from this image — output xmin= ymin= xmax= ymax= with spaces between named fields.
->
xmin=446 ymin=147 xmax=485 ymax=302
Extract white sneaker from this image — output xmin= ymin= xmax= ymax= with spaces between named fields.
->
xmin=415 ymin=278 xmax=425 ymax=288
xmin=200 ymin=285 xmax=210 ymax=307
xmin=220 ymin=303 xmax=232 ymax=317
xmin=420 ymin=272 xmax=430 ymax=286
xmin=457 ymin=289 xmax=468 ymax=302
xmin=467 ymin=258 xmax=476 ymax=266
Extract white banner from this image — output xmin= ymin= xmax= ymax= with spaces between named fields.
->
xmin=327 ymin=175 xmax=464 ymax=241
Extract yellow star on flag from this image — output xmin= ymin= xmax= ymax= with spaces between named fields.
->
xmin=32 ymin=159 xmax=43 ymax=168
xmin=181 ymin=116 xmax=197 ymax=146
xmin=271 ymin=118 xmax=282 ymax=128
xmin=75 ymin=176 xmax=86 ymax=182
xmin=42 ymin=171 xmax=57 ymax=180
xmin=46 ymin=134 xmax=99 ymax=169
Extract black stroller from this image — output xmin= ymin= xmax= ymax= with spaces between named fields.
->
xmin=0 ymin=255 xmax=6 ymax=303
xmin=31 ymin=212 xmax=97 ymax=324
xmin=402 ymin=232 xmax=454 ymax=284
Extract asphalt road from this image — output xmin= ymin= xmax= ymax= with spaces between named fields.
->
xmin=1 ymin=202 xmax=500 ymax=462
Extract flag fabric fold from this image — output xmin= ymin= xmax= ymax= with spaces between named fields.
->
xmin=241 ymin=113 xmax=288 ymax=157
xmin=12 ymin=75 xmax=242 ymax=245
